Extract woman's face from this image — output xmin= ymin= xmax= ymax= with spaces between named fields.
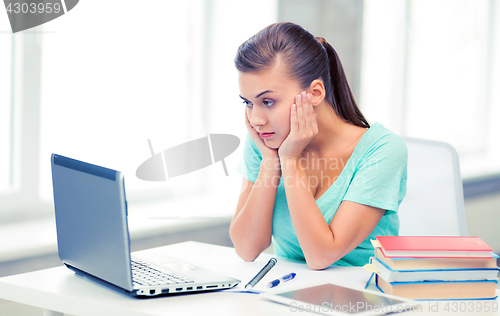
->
xmin=238 ymin=64 xmax=304 ymax=149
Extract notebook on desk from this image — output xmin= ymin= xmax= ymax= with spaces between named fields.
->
xmin=51 ymin=153 xmax=240 ymax=297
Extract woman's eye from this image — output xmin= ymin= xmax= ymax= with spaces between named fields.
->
xmin=263 ymin=100 xmax=274 ymax=107
xmin=242 ymin=100 xmax=252 ymax=107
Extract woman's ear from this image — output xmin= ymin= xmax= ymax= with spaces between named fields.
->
xmin=308 ymin=79 xmax=326 ymax=106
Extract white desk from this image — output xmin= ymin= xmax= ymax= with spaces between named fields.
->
xmin=0 ymin=241 xmax=498 ymax=316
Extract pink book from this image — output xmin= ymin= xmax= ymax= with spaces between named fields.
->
xmin=375 ymin=236 xmax=493 ymax=258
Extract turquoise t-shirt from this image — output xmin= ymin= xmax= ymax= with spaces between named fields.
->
xmin=235 ymin=122 xmax=408 ymax=267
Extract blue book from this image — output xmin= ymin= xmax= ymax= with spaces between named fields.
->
xmin=370 ymin=257 xmax=500 ymax=283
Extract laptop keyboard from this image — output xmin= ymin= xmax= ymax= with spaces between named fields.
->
xmin=131 ymin=259 xmax=194 ymax=286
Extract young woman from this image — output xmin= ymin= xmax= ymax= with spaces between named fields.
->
xmin=229 ymin=22 xmax=407 ymax=270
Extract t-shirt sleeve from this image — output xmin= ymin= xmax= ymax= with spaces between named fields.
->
xmin=343 ymin=134 xmax=408 ymax=214
xmin=235 ymin=133 xmax=262 ymax=183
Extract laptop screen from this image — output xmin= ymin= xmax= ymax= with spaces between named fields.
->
xmin=51 ymin=154 xmax=134 ymax=291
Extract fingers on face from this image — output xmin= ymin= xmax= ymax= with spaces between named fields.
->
xmin=306 ymin=93 xmax=318 ymax=133
xmin=303 ymin=91 xmax=312 ymax=131
xmin=296 ymin=93 xmax=304 ymax=130
xmin=295 ymin=91 xmax=316 ymax=133
xmin=290 ymin=103 xmax=299 ymax=131
xmin=245 ymin=109 xmax=257 ymax=135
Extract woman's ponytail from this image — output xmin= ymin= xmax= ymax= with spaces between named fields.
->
xmin=316 ymin=37 xmax=370 ymax=128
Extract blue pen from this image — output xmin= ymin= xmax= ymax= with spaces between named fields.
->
xmin=266 ymin=272 xmax=296 ymax=288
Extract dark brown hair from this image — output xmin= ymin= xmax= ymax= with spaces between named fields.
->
xmin=235 ymin=22 xmax=369 ymax=128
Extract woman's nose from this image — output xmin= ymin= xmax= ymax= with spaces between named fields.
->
xmin=249 ymin=107 xmax=266 ymax=127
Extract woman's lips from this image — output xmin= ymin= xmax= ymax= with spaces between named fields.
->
xmin=259 ymin=132 xmax=274 ymax=139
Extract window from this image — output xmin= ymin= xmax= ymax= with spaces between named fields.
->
xmin=361 ymin=0 xmax=500 ymax=179
xmin=1 ymin=0 xmax=278 ymax=218
xmin=38 ymin=1 xmax=197 ymax=203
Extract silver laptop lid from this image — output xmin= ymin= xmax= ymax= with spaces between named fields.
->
xmin=51 ymin=154 xmax=134 ymax=291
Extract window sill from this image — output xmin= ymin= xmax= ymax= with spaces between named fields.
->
xmin=0 ymin=193 xmax=235 ymax=263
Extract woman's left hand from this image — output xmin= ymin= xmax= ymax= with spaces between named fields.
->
xmin=278 ymin=91 xmax=318 ymax=160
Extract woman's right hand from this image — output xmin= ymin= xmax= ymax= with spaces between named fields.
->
xmin=244 ymin=110 xmax=279 ymax=161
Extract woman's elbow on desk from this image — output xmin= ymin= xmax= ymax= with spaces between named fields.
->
xmin=230 ymin=231 xmax=271 ymax=262
xmin=233 ymin=244 xmax=270 ymax=262
xmin=235 ymin=250 xmax=259 ymax=263
xmin=305 ymin=257 xmax=336 ymax=271
xmin=303 ymin=244 xmax=348 ymax=270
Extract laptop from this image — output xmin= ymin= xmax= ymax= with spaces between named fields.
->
xmin=51 ymin=153 xmax=240 ymax=297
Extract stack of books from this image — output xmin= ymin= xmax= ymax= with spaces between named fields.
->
xmin=366 ymin=236 xmax=499 ymax=300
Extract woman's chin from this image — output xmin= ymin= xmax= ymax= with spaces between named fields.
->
xmin=264 ymin=139 xmax=281 ymax=150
